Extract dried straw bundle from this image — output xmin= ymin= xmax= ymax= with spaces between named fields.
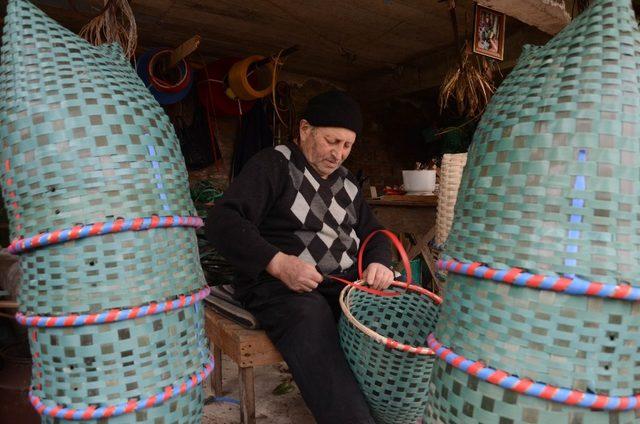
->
xmin=438 ymin=43 xmax=496 ymax=118
xmin=79 ymin=0 xmax=137 ymax=58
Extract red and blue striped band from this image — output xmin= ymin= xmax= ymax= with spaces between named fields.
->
xmin=16 ymin=286 xmax=210 ymax=327
xmin=427 ymin=334 xmax=639 ymax=411
xmin=9 ymin=215 xmax=203 ymax=254
xmin=29 ymin=355 xmax=215 ymax=420
xmin=437 ymin=259 xmax=639 ymax=301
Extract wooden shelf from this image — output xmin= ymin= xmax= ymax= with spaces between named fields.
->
xmin=368 ymin=195 xmax=438 ymax=207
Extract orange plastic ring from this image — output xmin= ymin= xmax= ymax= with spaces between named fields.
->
xmin=227 ymin=55 xmax=274 ymax=100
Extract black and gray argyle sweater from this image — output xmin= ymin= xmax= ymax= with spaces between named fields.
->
xmin=206 ymin=143 xmax=390 ymax=294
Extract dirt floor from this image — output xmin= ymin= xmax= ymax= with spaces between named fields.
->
xmin=203 ymin=353 xmax=315 ymax=424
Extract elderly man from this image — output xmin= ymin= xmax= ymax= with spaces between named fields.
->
xmin=206 ymin=90 xmax=393 ymax=423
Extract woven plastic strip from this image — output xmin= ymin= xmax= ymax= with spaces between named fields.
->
xmin=31 ymin=356 xmax=214 ymax=420
xmin=427 ymin=334 xmax=639 ymax=411
xmin=28 ymin=302 xmax=210 ymax=419
xmin=438 ymin=259 xmax=640 ymax=301
xmin=425 ymin=362 xmax=640 ymax=424
xmin=433 ymin=271 xmax=640 ymax=400
xmin=339 ymin=281 xmax=441 ymax=353
xmin=338 ymin=229 xmax=441 ymax=424
xmin=18 ymin=227 xmax=205 ymax=316
xmin=40 ymin=389 xmax=204 ymax=424
xmin=9 ymin=215 xmax=203 ymax=254
xmin=16 ymin=286 xmax=210 ymax=327
xmin=445 ymin=0 xmax=640 ymax=286
xmin=0 ymin=1 xmax=211 ymax=422
xmin=339 ymin=285 xmax=440 ymax=424
xmin=425 ymin=1 xmax=640 ymax=422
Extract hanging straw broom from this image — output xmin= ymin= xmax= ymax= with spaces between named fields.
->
xmin=79 ymin=0 xmax=137 ymax=58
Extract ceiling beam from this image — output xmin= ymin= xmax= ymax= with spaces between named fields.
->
xmin=350 ymin=21 xmax=552 ymax=102
xmin=477 ymin=0 xmax=570 ymax=35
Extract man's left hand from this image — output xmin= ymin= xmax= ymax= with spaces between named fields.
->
xmin=361 ymin=263 xmax=394 ymax=290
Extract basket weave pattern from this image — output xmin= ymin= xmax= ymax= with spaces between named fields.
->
xmin=425 ymin=1 xmax=640 ymax=422
xmin=339 ymin=286 xmax=439 ymax=424
xmin=0 ymin=1 xmax=210 ymax=421
xmin=435 ymin=153 xmax=467 ymax=246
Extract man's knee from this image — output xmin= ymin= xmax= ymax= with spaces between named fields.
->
xmin=289 ymin=292 xmax=335 ymax=322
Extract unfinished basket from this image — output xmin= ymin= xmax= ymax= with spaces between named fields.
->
xmin=0 ymin=1 xmax=211 ymax=422
xmin=337 ymin=230 xmax=442 ymax=424
xmin=425 ymin=0 xmax=640 ymax=422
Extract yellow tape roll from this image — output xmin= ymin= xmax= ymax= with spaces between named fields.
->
xmin=227 ymin=55 xmax=274 ymax=101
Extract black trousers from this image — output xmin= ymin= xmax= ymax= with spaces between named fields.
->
xmin=242 ymin=276 xmax=375 ymax=424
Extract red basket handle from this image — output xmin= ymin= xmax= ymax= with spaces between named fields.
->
xmin=327 ymin=229 xmax=413 ymax=296
xmin=357 ymin=229 xmax=412 ymax=290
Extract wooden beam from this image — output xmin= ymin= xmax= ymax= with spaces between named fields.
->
xmin=478 ymin=0 xmax=571 ymax=35
xmin=350 ymin=22 xmax=552 ymax=101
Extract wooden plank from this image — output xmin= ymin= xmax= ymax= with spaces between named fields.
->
xmin=372 ymin=195 xmax=438 ymax=206
xmin=238 ymin=340 xmax=283 ymax=368
xmin=205 ymin=308 xmax=243 ymax=363
xmin=212 ymin=343 xmax=223 ymax=395
xmin=204 ymin=308 xmax=282 ymax=367
xmin=239 ymin=366 xmax=256 ymax=424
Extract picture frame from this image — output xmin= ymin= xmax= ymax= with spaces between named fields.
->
xmin=473 ymin=5 xmax=506 ymax=61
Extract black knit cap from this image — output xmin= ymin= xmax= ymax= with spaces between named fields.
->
xmin=302 ymin=90 xmax=363 ymax=137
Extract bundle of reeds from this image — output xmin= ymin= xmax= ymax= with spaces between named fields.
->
xmin=438 ymin=42 xmax=496 ymax=118
xmin=79 ymin=0 xmax=137 ymax=58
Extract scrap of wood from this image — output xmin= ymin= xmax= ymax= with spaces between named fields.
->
xmin=168 ymin=35 xmax=201 ymax=70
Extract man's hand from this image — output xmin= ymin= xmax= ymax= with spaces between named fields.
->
xmin=362 ymin=262 xmax=394 ymax=290
xmin=266 ymin=252 xmax=323 ymax=293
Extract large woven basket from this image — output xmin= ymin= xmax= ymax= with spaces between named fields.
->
xmin=425 ymin=1 xmax=640 ymax=422
xmin=0 ymin=1 xmax=211 ymax=422
xmin=337 ymin=230 xmax=442 ymax=424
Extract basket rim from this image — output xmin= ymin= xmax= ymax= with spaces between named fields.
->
xmin=339 ymin=281 xmax=441 ymax=355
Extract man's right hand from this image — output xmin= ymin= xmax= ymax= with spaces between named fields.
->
xmin=266 ymin=252 xmax=323 ymax=293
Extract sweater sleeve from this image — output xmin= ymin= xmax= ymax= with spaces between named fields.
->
xmin=354 ymin=193 xmax=392 ymax=269
xmin=204 ymin=149 xmax=285 ymax=280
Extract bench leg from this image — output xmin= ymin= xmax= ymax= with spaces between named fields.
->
xmin=239 ymin=366 xmax=256 ymax=424
xmin=212 ymin=344 xmax=223 ymax=395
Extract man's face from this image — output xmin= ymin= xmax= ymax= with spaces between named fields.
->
xmin=298 ymin=120 xmax=356 ymax=179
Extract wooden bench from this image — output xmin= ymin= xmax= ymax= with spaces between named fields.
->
xmin=204 ymin=307 xmax=283 ymax=424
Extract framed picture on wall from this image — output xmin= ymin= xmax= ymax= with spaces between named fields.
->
xmin=473 ymin=5 xmax=506 ymax=60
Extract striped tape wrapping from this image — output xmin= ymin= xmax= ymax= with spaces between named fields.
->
xmin=16 ymin=286 xmax=211 ymax=327
xmin=30 ymin=356 xmax=215 ymax=420
xmin=427 ymin=334 xmax=640 ymax=411
xmin=438 ymin=259 xmax=640 ymax=301
xmin=9 ymin=215 xmax=203 ymax=254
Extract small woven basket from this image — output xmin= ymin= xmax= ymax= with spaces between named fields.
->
xmin=337 ymin=230 xmax=442 ymax=424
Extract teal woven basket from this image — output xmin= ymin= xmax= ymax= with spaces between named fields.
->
xmin=425 ymin=1 xmax=640 ymax=422
xmin=0 ymin=1 xmax=212 ymax=422
xmin=336 ymin=230 xmax=442 ymax=424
